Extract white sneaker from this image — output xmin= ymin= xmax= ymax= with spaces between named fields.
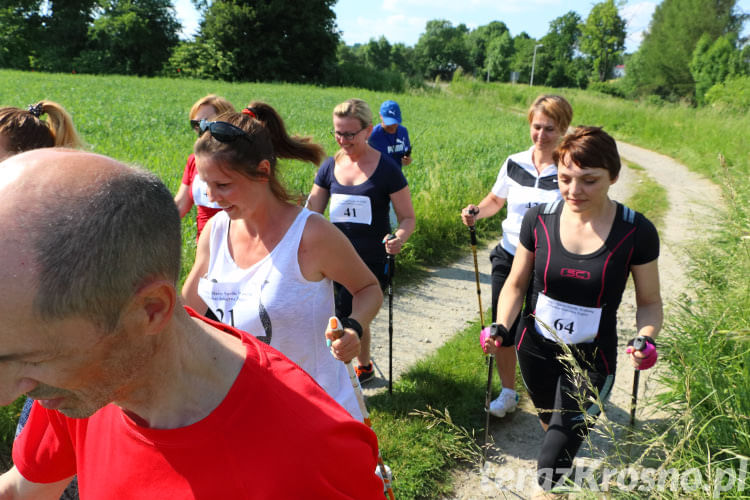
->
xmin=489 ymin=389 xmax=519 ymax=418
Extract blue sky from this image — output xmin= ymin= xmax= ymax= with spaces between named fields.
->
xmin=175 ymin=0 xmax=750 ymax=54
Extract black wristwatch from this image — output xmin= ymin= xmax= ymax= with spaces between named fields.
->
xmin=340 ymin=317 xmax=363 ymax=339
xmin=490 ymin=323 xmax=513 ymax=347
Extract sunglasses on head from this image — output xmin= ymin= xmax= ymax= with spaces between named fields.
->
xmin=198 ymin=120 xmax=253 ymax=144
xmin=190 ymin=119 xmax=202 ymax=132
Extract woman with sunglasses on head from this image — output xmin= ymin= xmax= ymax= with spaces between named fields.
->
xmin=2 ymin=100 xmax=84 ymax=500
xmin=485 ymin=127 xmax=662 ymax=497
xmin=181 ymin=103 xmax=383 ymax=420
xmin=461 ymin=94 xmax=573 ymax=419
xmin=307 ymin=98 xmax=416 ymax=385
xmin=174 ymin=94 xmax=236 ymax=240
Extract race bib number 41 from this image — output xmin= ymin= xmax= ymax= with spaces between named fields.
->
xmin=329 ymin=193 xmax=373 ymax=225
xmin=534 ymin=293 xmax=602 ymax=344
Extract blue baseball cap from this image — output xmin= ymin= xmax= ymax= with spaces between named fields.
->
xmin=380 ymin=100 xmax=402 ymax=125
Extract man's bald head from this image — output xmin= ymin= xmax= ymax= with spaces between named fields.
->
xmin=0 ymin=149 xmax=181 ymax=331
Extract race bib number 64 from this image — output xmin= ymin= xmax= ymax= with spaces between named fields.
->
xmin=329 ymin=193 xmax=373 ymax=225
xmin=534 ymin=293 xmax=602 ymax=344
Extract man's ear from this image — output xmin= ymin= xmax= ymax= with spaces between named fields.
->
xmin=128 ymin=280 xmax=177 ymax=336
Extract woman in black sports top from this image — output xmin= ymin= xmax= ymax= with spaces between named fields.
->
xmin=486 ymin=126 xmax=663 ymax=494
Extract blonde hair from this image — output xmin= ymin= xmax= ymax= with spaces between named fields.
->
xmin=526 ymin=94 xmax=573 ymax=133
xmin=0 ymin=100 xmax=83 ymax=153
xmin=189 ymin=94 xmax=235 ymax=120
xmin=333 ymin=98 xmax=373 ymax=129
xmin=332 ymin=98 xmax=373 ymax=160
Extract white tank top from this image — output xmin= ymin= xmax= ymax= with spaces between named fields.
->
xmin=197 ymin=208 xmax=362 ymax=420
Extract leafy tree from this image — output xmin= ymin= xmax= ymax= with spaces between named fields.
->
xmin=414 ymin=19 xmax=471 ymax=80
xmin=704 ymin=75 xmax=750 ymax=111
xmin=362 ymin=36 xmax=392 ymax=71
xmin=485 ymin=31 xmax=513 ymax=82
xmin=467 ymin=21 xmax=509 ymax=78
xmin=510 ymin=33 xmax=536 ymax=84
xmin=690 ymin=34 xmax=747 ymax=104
xmin=390 ymin=43 xmax=416 ymax=76
xmin=579 ymin=0 xmax=626 ymax=82
xmin=0 ymin=0 xmax=43 ymax=69
xmin=76 ymin=0 xmax=180 ymax=75
xmin=199 ymin=0 xmax=339 ymax=83
xmin=632 ymin=0 xmax=746 ymax=100
xmin=164 ymin=39 xmax=237 ymax=80
xmin=36 ymin=0 xmax=99 ymax=71
xmin=540 ymin=11 xmax=583 ymax=87
xmin=336 ymin=43 xmax=363 ymax=67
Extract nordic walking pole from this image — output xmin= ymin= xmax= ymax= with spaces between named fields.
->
xmin=383 ymin=234 xmax=397 ymax=395
xmin=328 ymin=317 xmax=396 ymax=500
xmin=630 ymin=370 xmax=640 ymax=427
xmin=468 ymin=211 xmax=493 ymax=460
xmin=627 ymin=335 xmax=655 ymax=426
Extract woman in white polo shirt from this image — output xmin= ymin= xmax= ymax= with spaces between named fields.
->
xmin=461 ymin=94 xmax=573 ymax=418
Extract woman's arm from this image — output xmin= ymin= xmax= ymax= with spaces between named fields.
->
xmin=174 ymin=183 xmax=193 ymax=218
xmin=180 ymin=218 xmax=213 ymax=313
xmin=299 ymin=215 xmax=383 ymax=363
xmin=305 ymin=184 xmax=330 ymax=214
xmin=629 ymin=259 xmax=663 ymax=367
xmin=632 ymin=259 xmax=663 ymax=338
xmin=461 ymin=192 xmax=506 ymax=226
xmin=496 ymin=243 xmax=534 ymax=327
xmin=386 ymin=186 xmax=416 ymax=254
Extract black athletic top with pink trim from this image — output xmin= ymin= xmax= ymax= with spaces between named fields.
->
xmin=515 ymin=200 xmax=659 ymax=368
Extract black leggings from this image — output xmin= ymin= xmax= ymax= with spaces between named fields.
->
xmin=517 ymin=336 xmax=614 ymax=489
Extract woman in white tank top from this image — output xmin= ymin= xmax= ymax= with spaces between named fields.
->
xmin=182 ymin=102 xmax=384 ymax=420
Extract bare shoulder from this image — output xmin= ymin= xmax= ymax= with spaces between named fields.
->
xmin=302 ymin=211 xmax=340 ymax=242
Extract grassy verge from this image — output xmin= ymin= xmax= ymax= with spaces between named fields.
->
xmin=622 ymin=161 xmax=668 ymax=230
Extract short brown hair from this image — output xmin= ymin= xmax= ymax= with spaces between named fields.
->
xmin=554 ymin=126 xmax=621 ymax=179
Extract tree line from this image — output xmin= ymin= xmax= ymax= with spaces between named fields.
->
xmin=0 ymin=0 xmax=747 ymax=106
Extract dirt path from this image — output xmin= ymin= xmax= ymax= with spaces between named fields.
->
xmin=362 ymin=141 xmax=724 ymax=498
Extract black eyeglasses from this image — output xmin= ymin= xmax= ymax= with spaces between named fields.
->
xmin=190 ymin=119 xmax=202 ymax=132
xmin=331 ymin=127 xmax=366 ymax=140
xmin=199 ymin=120 xmax=253 ymax=144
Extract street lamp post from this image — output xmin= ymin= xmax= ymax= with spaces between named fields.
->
xmin=530 ymin=43 xmax=543 ymax=86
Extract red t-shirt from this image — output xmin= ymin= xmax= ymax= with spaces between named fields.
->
xmin=13 ymin=308 xmax=384 ymax=499
xmin=181 ymin=154 xmax=221 ymax=238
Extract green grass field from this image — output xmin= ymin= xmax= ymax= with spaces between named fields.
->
xmin=1 ymin=70 xmax=748 ymax=498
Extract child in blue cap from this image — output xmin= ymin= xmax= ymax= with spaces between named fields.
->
xmin=369 ymin=100 xmax=412 ymax=168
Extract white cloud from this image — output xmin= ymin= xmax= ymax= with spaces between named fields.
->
xmin=344 ymin=14 xmax=427 ymax=45
xmin=619 ymin=2 xmax=657 ymax=52
xmin=382 ymin=0 xmax=558 ymax=14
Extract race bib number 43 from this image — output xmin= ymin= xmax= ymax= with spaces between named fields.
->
xmin=329 ymin=193 xmax=373 ymax=225
xmin=534 ymin=293 xmax=602 ymax=344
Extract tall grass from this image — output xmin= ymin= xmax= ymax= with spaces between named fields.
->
xmin=0 ymin=70 xmax=514 ymax=283
xmin=1 ymin=71 xmax=747 ymax=497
